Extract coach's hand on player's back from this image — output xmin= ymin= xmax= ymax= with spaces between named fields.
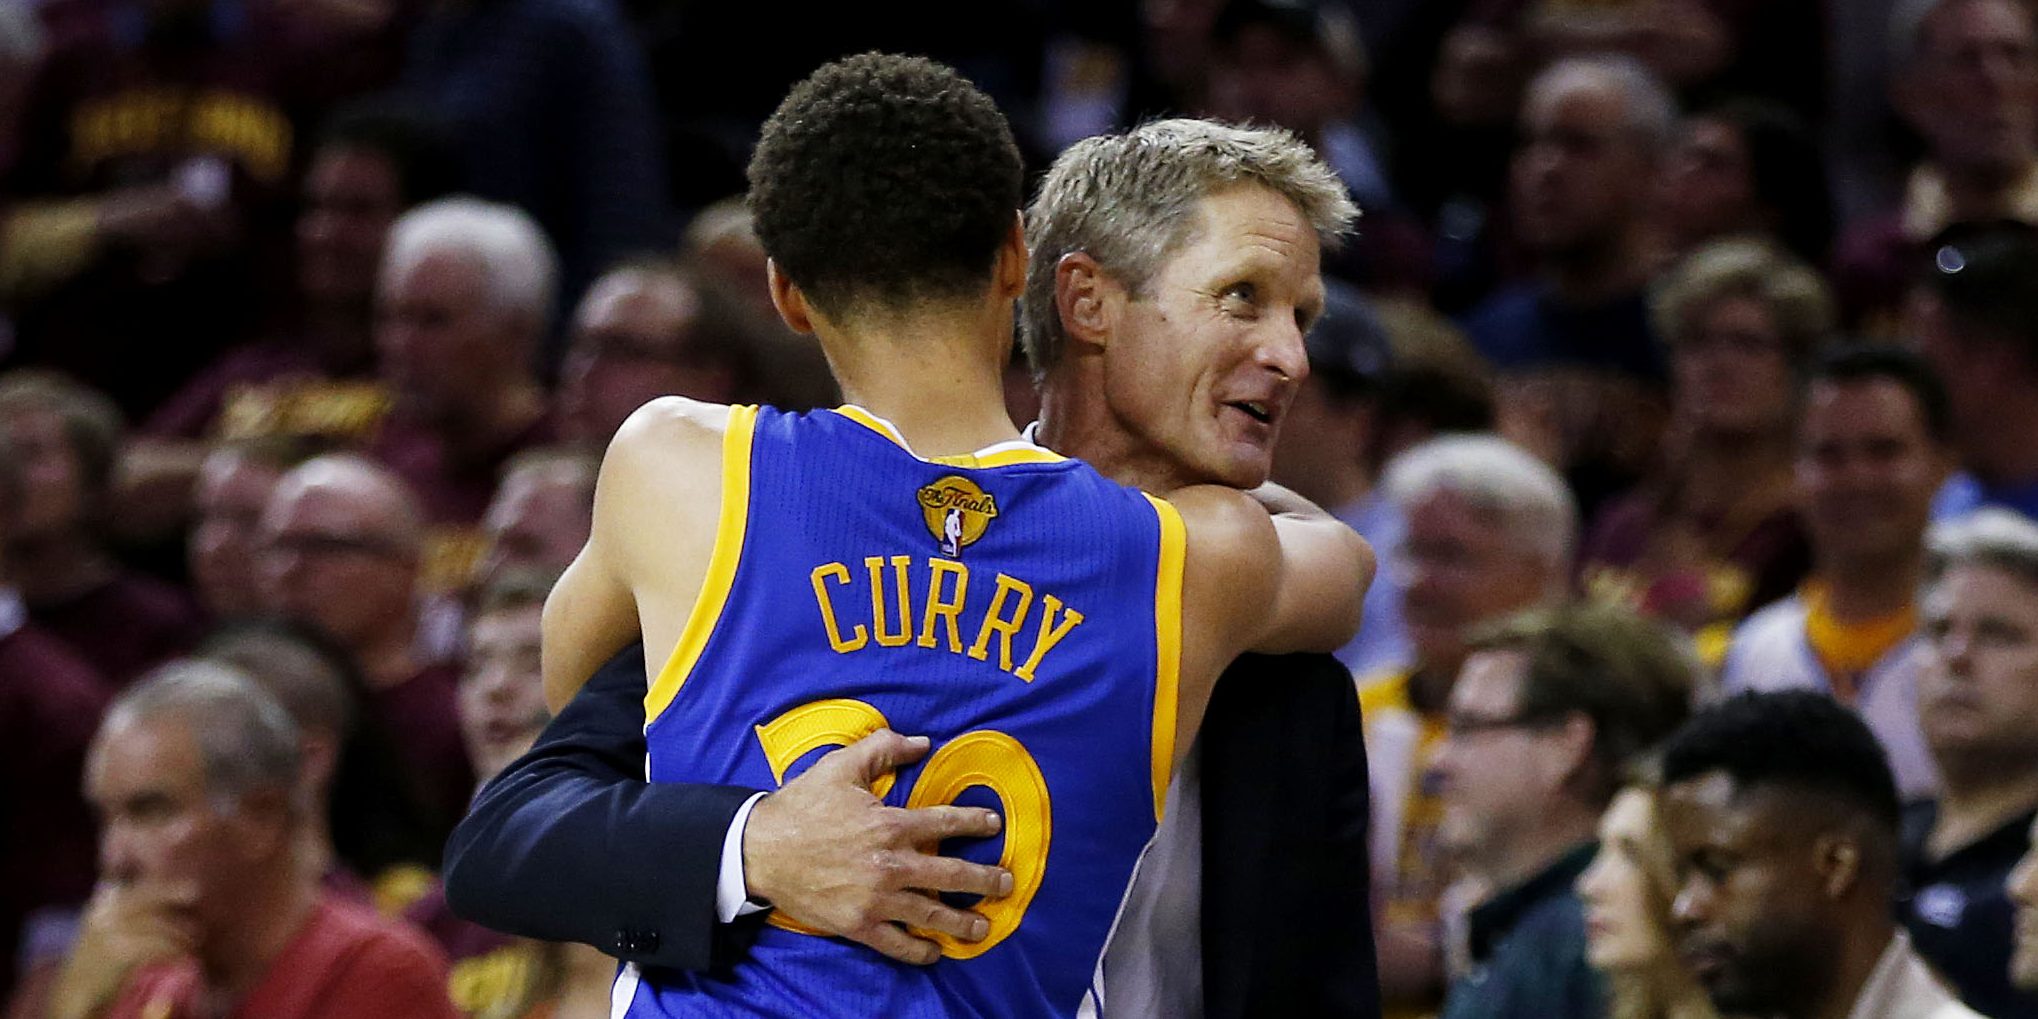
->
xmin=741 ymin=728 xmax=1014 ymax=965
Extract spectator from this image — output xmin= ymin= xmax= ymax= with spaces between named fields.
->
xmin=1271 ymin=283 xmax=1409 ymax=675
xmin=0 ymin=0 xmax=330 ymax=418
xmin=1463 ymin=56 xmax=1675 ymax=516
xmin=1722 ymin=346 xmax=1953 ymax=803
xmin=1913 ymin=219 xmax=2038 ymax=521
xmin=1199 ymin=0 xmax=1433 ymax=296
xmin=2012 ymin=813 xmax=2038 ymax=994
xmin=407 ymin=568 xmax=626 ymax=1018
xmin=199 ymin=619 xmax=443 ymax=913
xmin=0 ymin=432 xmax=110 ymax=1004
xmin=45 ymin=662 xmax=458 ymax=1019
xmin=1834 ymin=0 xmax=2038 ymax=336
xmin=1901 ymin=509 xmax=2038 ymax=1017
xmin=558 ymin=259 xmax=749 ymax=447
xmin=371 ymin=197 xmax=557 ymax=527
xmin=399 ymin=0 xmax=671 ymax=324
xmin=1435 ymin=604 xmax=1695 ymax=1019
xmin=680 ymin=197 xmax=835 ymax=411
xmin=0 ymin=371 xmax=203 ymax=686
xmin=146 ymin=104 xmax=459 ymax=445
xmin=1359 ymin=434 xmax=1576 ymax=1015
xmin=1660 ymin=691 xmax=1984 ymax=1019
xmin=1575 ymin=772 xmax=1717 ymax=1019
xmin=1652 ymin=99 xmax=1834 ymax=265
xmin=1579 ymin=240 xmax=1822 ymax=653
xmin=187 ymin=438 xmax=323 ymax=621
xmin=474 ymin=447 xmax=596 ymax=587
xmin=256 ymin=453 xmax=472 ymax=839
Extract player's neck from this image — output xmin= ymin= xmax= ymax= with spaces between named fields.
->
xmin=823 ymin=310 xmax=1022 ymax=459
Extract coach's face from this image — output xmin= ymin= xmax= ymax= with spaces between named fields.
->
xmin=1105 ymin=184 xmax=1322 ymax=488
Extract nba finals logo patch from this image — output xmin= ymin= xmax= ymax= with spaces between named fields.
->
xmin=919 ymin=476 xmax=998 ymax=557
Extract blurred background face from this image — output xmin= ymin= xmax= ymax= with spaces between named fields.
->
xmin=1795 ymin=379 xmax=1948 ymax=566
xmin=2008 ymin=815 xmax=2038 ymax=989
xmin=476 ymin=467 xmax=591 ymax=584
xmin=296 ymin=145 xmax=403 ymax=308
xmin=459 ymin=604 xmax=548 ymax=783
xmin=558 ymin=271 xmax=734 ymax=444
xmin=1655 ymin=117 xmax=1758 ymax=251
xmin=189 ymin=452 xmax=287 ymax=618
xmin=1 ymin=405 xmax=85 ymax=539
xmin=1512 ymin=78 xmax=1653 ymax=256
xmin=1670 ymin=294 xmax=1798 ymax=439
xmin=376 ymin=250 xmax=512 ymax=423
xmin=1434 ymin=649 xmax=1553 ymax=872
xmin=1905 ymin=0 xmax=2038 ymax=175
xmin=257 ymin=483 xmax=417 ymax=649
xmin=87 ymin=715 xmax=268 ymax=934
xmin=1204 ymin=26 xmax=1346 ymax=134
xmin=1578 ymin=788 xmax=1676 ymax=971
xmin=1397 ymin=489 xmax=1550 ymax=667
xmin=1663 ymin=775 xmax=1829 ymax=1016
xmin=1918 ymin=562 xmax=2038 ymax=761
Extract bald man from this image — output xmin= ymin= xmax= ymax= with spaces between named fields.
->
xmin=256 ymin=454 xmax=473 ymax=841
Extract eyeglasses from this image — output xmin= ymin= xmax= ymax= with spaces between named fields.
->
xmin=1443 ymin=711 xmax=1559 ymax=739
xmin=264 ymin=531 xmax=413 ymax=562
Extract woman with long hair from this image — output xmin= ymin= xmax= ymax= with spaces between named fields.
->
xmin=1577 ymin=777 xmax=1718 ymax=1019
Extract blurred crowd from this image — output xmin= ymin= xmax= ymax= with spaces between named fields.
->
xmin=8 ymin=0 xmax=2038 ymax=1015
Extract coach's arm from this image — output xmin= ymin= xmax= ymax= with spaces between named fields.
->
xmin=443 ymin=643 xmax=1010 ymax=970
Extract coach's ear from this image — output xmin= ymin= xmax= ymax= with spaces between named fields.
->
xmin=767 ymin=258 xmax=815 ymax=335
xmin=1055 ymin=251 xmax=1120 ymax=352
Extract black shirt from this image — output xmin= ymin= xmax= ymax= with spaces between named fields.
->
xmin=1899 ymin=801 xmax=2038 ymax=1019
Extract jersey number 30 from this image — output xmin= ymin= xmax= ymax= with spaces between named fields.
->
xmin=752 ymin=697 xmax=1051 ymax=959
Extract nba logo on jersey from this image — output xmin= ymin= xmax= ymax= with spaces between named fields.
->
xmin=919 ymin=475 xmax=997 ymax=557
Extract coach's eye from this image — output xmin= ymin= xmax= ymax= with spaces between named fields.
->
xmin=1220 ymin=282 xmax=1258 ymax=315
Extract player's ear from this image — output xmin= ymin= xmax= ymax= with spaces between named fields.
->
xmin=993 ymin=211 xmax=1027 ymax=301
xmin=767 ymin=259 xmax=816 ymax=335
xmin=1055 ymin=252 xmax=1120 ymax=352
xmin=1813 ymin=832 xmax=1862 ymax=899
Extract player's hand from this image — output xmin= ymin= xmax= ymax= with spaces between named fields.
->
xmin=741 ymin=728 xmax=1013 ymax=966
xmin=50 ymin=879 xmax=201 ymax=1019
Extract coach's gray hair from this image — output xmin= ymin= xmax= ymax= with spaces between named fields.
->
xmin=1382 ymin=434 xmax=1579 ymax=573
xmin=102 ymin=660 xmax=304 ymax=810
xmin=1928 ymin=508 xmax=2038 ymax=588
xmin=384 ymin=196 xmax=559 ymax=329
xmin=1020 ymin=119 xmax=1359 ymax=377
xmin=1525 ymin=55 xmax=1678 ymax=155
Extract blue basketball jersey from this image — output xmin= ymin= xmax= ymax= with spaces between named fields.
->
xmin=617 ymin=405 xmax=1186 ymax=1019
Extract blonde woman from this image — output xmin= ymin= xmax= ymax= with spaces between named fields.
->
xmin=1577 ymin=780 xmax=1718 ymax=1019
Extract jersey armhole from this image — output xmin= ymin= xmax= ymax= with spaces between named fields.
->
xmin=644 ymin=404 xmax=760 ymax=725
xmin=1142 ymin=493 xmax=1186 ymax=823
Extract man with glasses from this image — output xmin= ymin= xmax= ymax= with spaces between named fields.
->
xmin=255 ymin=453 xmax=471 ymax=843
xmin=1357 ymin=434 xmax=1576 ymax=1017
xmin=1431 ymin=604 xmax=1694 ymax=1019
xmin=556 ymin=258 xmax=752 ymax=447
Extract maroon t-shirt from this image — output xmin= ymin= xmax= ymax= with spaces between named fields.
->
xmin=30 ymin=571 xmax=207 ymax=688
xmin=366 ymin=411 xmax=558 ymax=526
xmin=105 ymin=896 xmax=459 ymax=1019
xmin=369 ymin=662 xmax=475 ymax=837
xmin=0 ymin=621 xmax=110 ymax=1003
xmin=144 ymin=338 xmax=385 ymax=443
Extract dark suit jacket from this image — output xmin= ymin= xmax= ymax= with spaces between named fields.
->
xmin=443 ymin=645 xmax=1380 ymax=1018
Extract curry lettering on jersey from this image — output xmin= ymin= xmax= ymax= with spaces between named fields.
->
xmin=808 ymin=555 xmax=1084 ymax=681
xmin=625 ymin=405 xmax=1184 ymax=1019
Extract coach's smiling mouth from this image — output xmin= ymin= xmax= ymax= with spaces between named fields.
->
xmin=1226 ymin=400 xmax=1274 ymax=425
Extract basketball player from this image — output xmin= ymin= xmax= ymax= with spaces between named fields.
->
xmin=541 ymin=54 xmax=1369 ymax=1016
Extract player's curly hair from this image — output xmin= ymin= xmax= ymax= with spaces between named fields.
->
xmin=1660 ymin=690 xmax=1901 ymax=835
xmin=746 ymin=53 xmax=1023 ymax=321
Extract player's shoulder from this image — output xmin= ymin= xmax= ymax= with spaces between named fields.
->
xmin=1162 ymin=484 xmax=1279 ymax=559
xmin=603 ymin=397 xmax=748 ymax=473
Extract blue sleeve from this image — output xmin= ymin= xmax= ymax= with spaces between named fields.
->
xmin=442 ymin=643 xmax=765 ymax=972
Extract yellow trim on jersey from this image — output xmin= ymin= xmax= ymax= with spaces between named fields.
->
xmin=645 ymin=404 xmax=759 ymax=724
xmin=831 ymin=406 xmax=1066 ymax=468
xmin=1144 ymin=493 xmax=1186 ymax=823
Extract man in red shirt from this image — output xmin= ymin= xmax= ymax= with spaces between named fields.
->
xmin=47 ymin=660 xmax=457 ymax=1019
